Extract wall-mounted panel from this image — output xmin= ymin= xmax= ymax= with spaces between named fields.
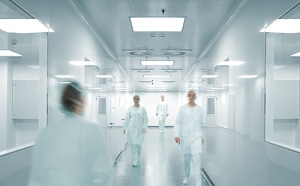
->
xmin=12 ymin=80 xmax=39 ymax=119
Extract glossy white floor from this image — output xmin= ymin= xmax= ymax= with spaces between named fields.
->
xmin=113 ymin=127 xmax=209 ymax=186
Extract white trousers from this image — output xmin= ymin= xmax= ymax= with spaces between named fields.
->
xmin=159 ymin=118 xmax=166 ymax=132
xmin=130 ymin=144 xmax=142 ymax=162
xmin=184 ymin=153 xmax=202 ymax=186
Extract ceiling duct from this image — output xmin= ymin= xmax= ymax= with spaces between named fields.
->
xmin=132 ymin=68 xmax=154 ymax=73
xmin=161 ymin=68 xmax=182 ymax=73
xmin=162 ymin=49 xmax=192 ymax=57
xmin=123 ymin=49 xmax=153 ymax=57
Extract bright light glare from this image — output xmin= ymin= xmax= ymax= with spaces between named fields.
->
xmin=291 ymin=52 xmax=300 ymax=57
xmin=144 ymin=75 xmax=171 ymax=78
xmin=200 ymin=75 xmax=219 ymax=78
xmin=55 ymin=75 xmax=75 ymax=79
xmin=222 ymin=84 xmax=235 ymax=87
xmin=261 ymin=19 xmax=300 ymax=33
xmin=0 ymin=50 xmax=22 ymax=56
xmin=0 ymin=19 xmax=54 ymax=33
xmin=238 ymin=75 xmax=258 ymax=78
xmin=141 ymin=60 xmax=174 ymax=66
xmin=69 ymin=61 xmax=96 ymax=66
xmin=218 ymin=61 xmax=245 ymax=66
xmin=95 ymin=75 xmax=114 ymax=78
xmin=130 ymin=17 xmax=185 ymax=32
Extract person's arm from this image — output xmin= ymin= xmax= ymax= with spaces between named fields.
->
xmin=174 ymin=107 xmax=182 ymax=144
xmin=123 ymin=108 xmax=130 ymax=134
xmin=86 ymin=125 xmax=114 ymax=186
xmin=166 ymin=102 xmax=169 ymax=116
xmin=142 ymin=107 xmax=149 ymax=132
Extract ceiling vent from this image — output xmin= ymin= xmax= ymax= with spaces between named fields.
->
xmin=123 ymin=49 xmax=153 ymax=57
xmin=162 ymin=49 xmax=192 ymax=57
xmin=132 ymin=68 xmax=154 ymax=73
xmin=161 ymin=68 xmax=182 ymax=73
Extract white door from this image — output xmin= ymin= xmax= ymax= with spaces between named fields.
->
xmin=206 ymin=96 xmax=217 ymax=127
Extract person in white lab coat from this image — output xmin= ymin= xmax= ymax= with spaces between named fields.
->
xmin=174 ymin=90 xmax=204 ymax=186
xmin=123 ymin=95 xmax=148 ymax=167
xmin=156 ymin=95 xmax=169 ymax=133
xmin=29 ymin=81 xmax=113 ymax=186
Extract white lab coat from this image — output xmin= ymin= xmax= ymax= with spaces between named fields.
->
xmin=174 ymin=104 xmax=204 ymax=154
xmin=124 ymin=106 xmax=148 ymax=145
xmin=156 ymin=101 xmax=169 ymax=120
xmin=29 ymin=112 xmax=113 ymax=186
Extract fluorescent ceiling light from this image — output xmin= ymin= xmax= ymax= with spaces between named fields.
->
xmin=207 ymin=90 xmax=215 ymax=92
xmin=211 ymin=87 xmax=225 ymax=90
xmin=117 ymin=89 xmax=132 ymax=91
xmin=238 ymin=75 xmax=258 ymax=78
xmin=218 ymin=61 xmax=245 ymax=66
xmin=27 ymin=65 xmax=39 ymax=69
xmin=112 ymin=83 xmax=124 ymax=86
xmin=95 ymin=75 xmax=114 ymax=78
xmin=57 ymin=81 xmax=70 ymax=84
xmin=130 ymin=17 xmax=185 ymax=32
xmin=144 ymin=75 xmax=171 ymax=78
xmin=273 ymin=65 xmax=286 ymax=69
xmin=0 ymin=19 xmax=54 ymax=33
xmin=99 ymin=89 xmax=107 ymax=92
xmin=0 ymin=50 xmax=22 ymax=56
xmin=260 ymin=19 xmax=300 ymax=33
xmin=141 ymin=60 xmax=174 ymax=66
xmin=200 ymin=75 xmax=219 ymax=78
xmin=291 ymin=51 xmax=300 ymax=57
xmin=222 ymin=84 xmax=235 ymax=87
xmin=55 ymin=75 xmax=75 ymax=79
xmin=84 ymin=84 xmax=93 ymax=87
xmin=69 ymin=61 xmax=96 ymax=66
xmin=147 ymin=87 xmax=167 ymax=90
xmin=89 ymin=87 xmax=103 ymax=90
xmin=148 ymin=89 xmax=167 ymax=92
xmin=147 ymin=84 xmax=168 ymax=87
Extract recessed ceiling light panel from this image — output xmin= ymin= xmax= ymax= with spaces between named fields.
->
xmin=0 ymin=49 xmax=22 ymax=56
xmin=130 ymin=17 xmax=185 ymax=32
xmin=141 ymin=60 xmax=174 ymax=66
xmin=0 ymin=19 xmax=54 ymax=33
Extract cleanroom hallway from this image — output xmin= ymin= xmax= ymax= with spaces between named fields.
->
xmin=113 ymin=127 xmax=210 ymax=186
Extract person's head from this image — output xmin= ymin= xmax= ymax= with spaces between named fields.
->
xmin=133 ymin=95 xmax=140 ymax=104
xmin=160 ymin=95 xmax=165 ymax=101
xmin=187 ymin=90 xmax=196 ymax=102
xmin=61 ymin=81 xmax=85 ymax=114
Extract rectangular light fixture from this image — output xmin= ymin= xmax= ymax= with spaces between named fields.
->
xmin=218 ymin=61 xmax=245 ymax=66
xmin=55 ymin=75 xmax=75 ymax=79
xmin=200 ymin=75 xmax=219 ymax=78
xmin=130 ymin=17 xmax=185 ymax=32
xmin=99 ymin=89 xmax=108 ymax=92
xmin=211 ymin=87 xmax=225 ymax=90
xmin=260 ymin=19 xmax=300 ymax=33
xmin=291 ymin=51 xmax=300 ymax=57
xmin=0 ymin=19 xmax=54 ymax=33
xmin=95 ymin=75 xmax=114 ymax=78
xmin=89 ymin=87 xmax=103 ymax=90
xmin=147 ymin=87 xmax=167 ymax=90
xmin=144 ymin=75 xmax=171 ymax=78
xmin=238 ymin=75 xmax=258 ymax=78
xmin=141 ymin=60 xmax=174 ymax=66
xmin=0 ymin=49 xmax=22 ymax=56
xmin=222 ymin=84 xmax=235 ymax=87
xmin=69 ymin=61 xmax=96 ymax=66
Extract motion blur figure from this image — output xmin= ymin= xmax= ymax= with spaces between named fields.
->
xmin=174 ymin=90 xmax=204 ymax=186
xmin=124 ymin=95 xmax=148 ymax=167
xmin=156 ymin=95 xmax=169 ymax=133
xmin=29 ymin=81 xmax=113 ymax=186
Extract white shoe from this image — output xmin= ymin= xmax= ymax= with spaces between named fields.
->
xmin=132 ymin=160 xmax=138 ymax=167
xmin=182 ymin=177 xmax=189 ymax=185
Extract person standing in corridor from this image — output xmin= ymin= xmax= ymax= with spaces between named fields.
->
xmin=156 ymin=95 xmax=169 ymax=133
xmin=124 ymin=95 xmax=148 ymax=167
xmin=174 ymin=90 xmax=205 ymax=186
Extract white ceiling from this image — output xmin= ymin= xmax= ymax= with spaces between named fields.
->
xmin=69 ymin=0 xmax=241 ymax=91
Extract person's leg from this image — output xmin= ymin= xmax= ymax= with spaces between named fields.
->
xmin=183 ymin=153 xmax=191 ymax=184
xmin=192 ymin=153 xmax=202 ymax=186
xmin=130 ymin=144 xmax=139 ymax=166
xmin=161 ymin=118 xmax=166 ymax=132
xmin=159 ymin=119 xmax=162 ymax=132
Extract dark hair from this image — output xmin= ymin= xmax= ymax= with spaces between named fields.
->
xmin=61 ymin=81 xmax=84 ymax=112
